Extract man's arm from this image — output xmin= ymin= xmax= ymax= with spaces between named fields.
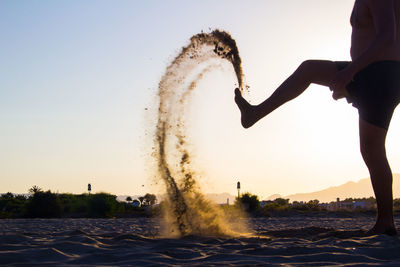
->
xmin=331 ymin=0 xmax=397 ymax=99
xmin=348 ymin=0 xmax=397 ymax=75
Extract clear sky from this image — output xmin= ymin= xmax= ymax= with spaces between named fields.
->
xmin=1 ymin=0 xmax=399 ymax=199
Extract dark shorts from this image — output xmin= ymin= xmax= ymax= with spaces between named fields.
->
xmin=335 ymin=60 xmax=400 ymax=130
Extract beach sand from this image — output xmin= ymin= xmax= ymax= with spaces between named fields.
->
xmin=1 ymin=215 xmax=400 ymax=266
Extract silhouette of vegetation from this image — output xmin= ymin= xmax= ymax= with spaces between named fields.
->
xmin=0 ymin=187 xmax=391 ymax=218
xmin=236 ymin=192 xmax=260 ymax=213
xmin=142 ymin=193 xmax=157 ymax=206
xmin=0 ymin=187 xmax=160 ymax=218
xmin=289 ymin=200 xmax=321 ymax=211
xmin=262 ymin=198 xmax=291 ymax=212
xmin=0 ymin=193 xmax=27 ymax=218
xmin=258 ymin=197 xmax=379 ymax=216
xmin=28 ymin=185 xmax=42 ymax=194
xmin=87 ymin=193 xmax=120 ymax=217
xmin=26 ymin=190 xmax=62 ymax=218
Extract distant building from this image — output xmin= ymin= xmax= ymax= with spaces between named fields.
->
xmin=259 ymin=197 xmax=375 ymax=211
xmin=353 ymin=200 xmax=374 ymax=209
xmin=340 ymin=201 xmax=354 ymax=210
xmin=323 ymin=198 xmax=375 ymax=211
xmin=131 ymin=199 xmax=140 ymax=207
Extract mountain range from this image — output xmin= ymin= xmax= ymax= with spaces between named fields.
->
xmin=269 ymin=174 xmax=400 ymax=203
xmin=116 ymin=174 xmax=400 ymax=204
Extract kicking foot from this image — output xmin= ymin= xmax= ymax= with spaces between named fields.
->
xmin=234 ymin=88 xmax=258 ymax=128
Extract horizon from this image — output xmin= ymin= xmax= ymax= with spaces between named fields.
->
xmin=1 ymin=1 xmax=400 ymax=199
xmin=4 ymin=173 xmax=400 ymax=204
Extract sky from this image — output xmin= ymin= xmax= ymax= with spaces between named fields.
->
xmin=1 ymin=0 xmax=400 ymax=199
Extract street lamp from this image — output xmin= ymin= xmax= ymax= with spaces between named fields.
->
xmin=237 ymin=181 xmax=240 ymax=199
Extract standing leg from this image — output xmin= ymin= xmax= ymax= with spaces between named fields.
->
xmin=359 ymin=118 xmax=397 ymax=235
xmin=235 ymin=60 xmax=339 ymax=128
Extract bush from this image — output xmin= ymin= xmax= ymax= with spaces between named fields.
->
xmin=87 ymin=193 xmax=119 ymax=218
xmin=237 ymin=192 xmax=260 ymax=213
xmin=274 ymin=198 xmax=289 ymax=206
xmin=0 ymin=193 xmax=28 ymax=218
xmin=26 ymin=191 xmax=62 ymax=218
xmin=58 ymin=193 xmax=89 ymax=216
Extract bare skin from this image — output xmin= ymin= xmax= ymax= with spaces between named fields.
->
xmin=235 ymin=0 xmax=399 ymax=235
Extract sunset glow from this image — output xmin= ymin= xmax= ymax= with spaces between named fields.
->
xmin=1 ymin=0 xmax=399 ymax=199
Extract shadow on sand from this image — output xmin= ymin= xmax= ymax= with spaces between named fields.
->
xmin=262 ymin=226 xmax=373 ymax=239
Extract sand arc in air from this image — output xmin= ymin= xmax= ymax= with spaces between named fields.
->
xmin=154 ymin=30 xmax=249 ymax=237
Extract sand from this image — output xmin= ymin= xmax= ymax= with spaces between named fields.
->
xmin=154 ymin=30 xmax=246 ymax=237
xmin=1 ymin=215 xmax=400 ymax=266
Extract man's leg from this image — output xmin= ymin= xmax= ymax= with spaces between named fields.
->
xmin=235 ymin=60 xmax=339 ymax=128
xmin=359 ymin=118 xmax=397 ymax=235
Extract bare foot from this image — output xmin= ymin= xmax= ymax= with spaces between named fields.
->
xmin=234 ymin=88 xmax=258 ymax=128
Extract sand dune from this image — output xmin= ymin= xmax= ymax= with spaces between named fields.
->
xmin=1 ymin=216 xmax=400 ymax=265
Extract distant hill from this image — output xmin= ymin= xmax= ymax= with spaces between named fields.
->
xmin=285 ymin=174 xmax=400 ymax=203
xmin=265 ymin=194 xmax=282 ymax=201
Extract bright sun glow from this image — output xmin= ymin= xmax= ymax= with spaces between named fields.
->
xmin=1 ymin=0 xmax=399 ymax=199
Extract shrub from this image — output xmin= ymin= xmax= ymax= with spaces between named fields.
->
xmin=237 ymin=192 xmax=260 ymax=213
xmin=26 ymin=191 xmax=62 ymax=218
xmin=88 ymin=193 xmax=119 ymax=218
xmin=0 ymin=193 xmax=28 ymax=218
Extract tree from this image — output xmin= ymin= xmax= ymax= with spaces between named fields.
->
xmin=237 ymin=192 xmax=260 ymax=212
xmin=274 ymin=198 xmax=289 ymax=206
xmin=88 ymin=193 xmax=118 ymax=218
xmin=0 ymin=193 xmax=28 ymax=218
xmin=306 ymin=199 xmax=320 ymax=211
xmin=143 ymin=193 xmax=157 ymax=206
xmin=26 ymin=190 xmax=61 ymax=218
xmin=28 ymin=185 xmax=42 ymax=194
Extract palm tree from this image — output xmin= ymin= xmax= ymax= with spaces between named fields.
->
xmin=28 ymin=185 xmax=42 ymax=194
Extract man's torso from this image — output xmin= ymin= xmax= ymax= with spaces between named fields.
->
xmin=351 ymin=0 xmax=400 ymax=61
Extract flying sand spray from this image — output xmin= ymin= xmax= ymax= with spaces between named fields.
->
xmin=154 ymin=30 xmax=250 ymax=237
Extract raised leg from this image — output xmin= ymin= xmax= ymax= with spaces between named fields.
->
xmin=359 ymin=118 xmax=397 ymax=235
xmin=235 ymin=60 xmax=339 ymax=128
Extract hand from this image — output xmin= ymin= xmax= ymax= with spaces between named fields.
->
xmin=330 ymin=68 xmax=353 ymax=100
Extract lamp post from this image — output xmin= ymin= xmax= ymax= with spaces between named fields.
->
xmin=237 ymin=181 xmax=240 ymax=199
xmin=88 ymin=183 xmax=91 ymax=195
